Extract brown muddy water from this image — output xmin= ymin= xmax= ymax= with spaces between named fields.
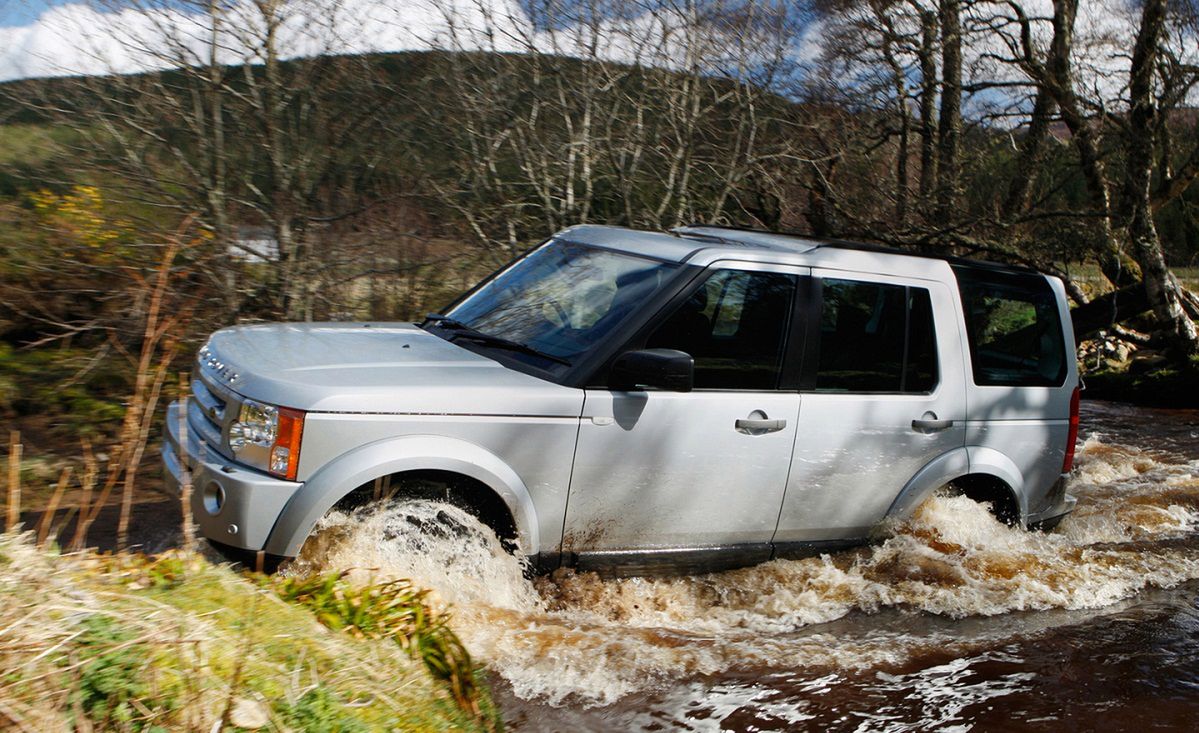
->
xmin=292 ymin=400 xmax=1199 ymax=731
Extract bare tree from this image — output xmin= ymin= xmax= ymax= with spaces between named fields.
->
xmin=13 ymin=0 xmax=406 ymax=322
xmin=419 ymin=0 xmax=804 ymax=248
xmin=805 ymin=0 xmax=1199 ymax=350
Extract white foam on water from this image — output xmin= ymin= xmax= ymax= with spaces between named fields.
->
xmin=289 ymin=436 xmax=1199 ymax=706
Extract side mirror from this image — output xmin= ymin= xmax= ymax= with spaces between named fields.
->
xmin=610 ymin=349 xmax=694 ymax=392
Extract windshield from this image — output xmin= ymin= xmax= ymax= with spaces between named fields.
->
xmin=439 ymin=240 xmax=679 ymax=367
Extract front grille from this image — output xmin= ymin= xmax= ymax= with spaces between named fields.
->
xmin=192 ymin=377 xmax=225 ymax=428
xmin=190 ymin=366 xmax=241 ymax=460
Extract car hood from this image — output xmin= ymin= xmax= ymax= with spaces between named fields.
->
xmin=199 ymin=322 xmax=583 ymax=416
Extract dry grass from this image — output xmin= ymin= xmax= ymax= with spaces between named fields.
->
xmin=0 ymin=533 xmax=500 ymax=732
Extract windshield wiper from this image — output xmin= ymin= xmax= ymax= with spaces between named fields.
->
xmin=421 ymin=313 xmax=572 ymax=367
xmin=422 ymin=313 xmax=470 ymax=330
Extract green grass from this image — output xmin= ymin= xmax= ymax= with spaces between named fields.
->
xmin=0 ymin=535 xmax=501 ymax=731
xmin=0 ymin=123 xmax=80 ymax=167
xmin=1062 ymin=262 xmax=1199 ymax=290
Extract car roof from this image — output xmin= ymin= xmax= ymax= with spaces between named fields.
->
xmin=557 ymin=224 xmax=1041 ymax=280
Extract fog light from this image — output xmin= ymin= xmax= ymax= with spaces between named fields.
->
xmin=203 ymin=481 xmax=225 ymax=515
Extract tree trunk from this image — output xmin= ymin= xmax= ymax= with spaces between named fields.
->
xmin=206 ymin=1 xmax=238 ymax=320
xmin=808 ymin=162 xmax=835 ymax=238
xmin=882 ymin=31 xmax=910 ymax=225
xmin=935 ymin=0 xmax=961 ymax=221
xmin=1121 ymin=0 xmax=1199 ymax=354
xmin=917 ymin=10 xmax=939 ymax=203
xmin=1001 ymin=90 xmax=1054 ymax=218
xmin=1043 ymin=0 xmax=1139 ymax=288
xmin=1069 ymin=283 xmax=1151 ymax=339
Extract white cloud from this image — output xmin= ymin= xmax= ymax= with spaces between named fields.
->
xmin=0 ymin=0 xmax=800 ymax=83
xmin=0 ymin=1 xmax=520 ymax=81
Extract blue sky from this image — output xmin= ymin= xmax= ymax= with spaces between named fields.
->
xmin=1 ymin=1 xmax=72 ymax=27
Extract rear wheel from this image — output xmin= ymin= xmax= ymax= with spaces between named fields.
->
xmin=951 ymin=475 xmax=1020 ymax=526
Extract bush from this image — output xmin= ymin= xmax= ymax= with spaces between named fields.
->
xmin=71 ymin=615 xmax=165 ymax=730
xmin=0 ymin=537 xmax=501 ymax=731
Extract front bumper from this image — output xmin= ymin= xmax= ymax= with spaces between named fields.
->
xmin=163 ymin=400 xmax=302 ymax=552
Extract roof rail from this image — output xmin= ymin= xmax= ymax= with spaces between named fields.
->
xmin=672 ymin=224 xmax=1040 ymax=276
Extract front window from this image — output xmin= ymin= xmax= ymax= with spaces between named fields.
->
xmin=437 ymin=240 xmax=679 ymax=368
xmin=646 ymin=269 xmax=797 ymax=390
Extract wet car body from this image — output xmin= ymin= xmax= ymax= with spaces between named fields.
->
xmin=164 ymin=224 xmax=1079 ymax=574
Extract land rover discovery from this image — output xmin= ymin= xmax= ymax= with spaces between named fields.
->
xmin=164 ymin=225 xmax=1079 ymax=574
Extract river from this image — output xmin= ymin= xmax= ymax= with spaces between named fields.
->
xmin=293 ymin=400 xmax=1199 ymax=731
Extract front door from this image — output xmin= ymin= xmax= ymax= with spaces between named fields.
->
xmin=773 ymin=271 xmax=967 ymax=546
xmin=563 ymin=264 xmax=806 ymax=569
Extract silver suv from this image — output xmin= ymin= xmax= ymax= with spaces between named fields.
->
xmin=164 ymin=225 xmax=1079 ymax=574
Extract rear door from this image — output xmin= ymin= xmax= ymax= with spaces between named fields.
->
xmin=954 ymin=266 xmax=1077 ymax=509
xmin=563 ymin=263 xmax=806 ymax=567
xmin=773 ymin=270 xmax=967 ymax=545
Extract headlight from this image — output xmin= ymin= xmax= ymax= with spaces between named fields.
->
xmin=230 ymin=400 xmax=277 ymax=449
xmin=229 ymin=398 xmax=305 ymax=480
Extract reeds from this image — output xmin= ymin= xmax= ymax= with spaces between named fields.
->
xmin=5 ymin=430 xmax=19 ymax=532
xmin=34 ymin=466 xmax=71 ymax=548
xmin=2 ymin=430 xmax=112 ymax=552
xmin=178 ymin=372 xmax=195 ymax=553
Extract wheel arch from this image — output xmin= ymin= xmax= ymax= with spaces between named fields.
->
xmin=262 ymin=434 xmax=540 ymax=557
xmin=885 ymin=446 xmax=1026 ymax=525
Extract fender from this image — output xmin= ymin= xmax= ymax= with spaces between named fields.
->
xmin=885 ymin=446 xmax=1027 ymax=523
xmin=263 ymin=434 xmax=540 ymax=557
xmin=963 ymin=445 xmax=1028 ymax=516
xmin=884 ymin=447 xmax=971 ymax=521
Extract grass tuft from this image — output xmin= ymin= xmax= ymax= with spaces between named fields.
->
xmin=269 ymin=572 xmax=484 ymax=719
xmin=0 ymin=533 xmax=501 ymax=732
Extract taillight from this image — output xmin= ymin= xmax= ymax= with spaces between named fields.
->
xmin=270 ymin=407 xmax=305 ymax=480
xmin=1062 ymin=386 xmax=1080 ymax=473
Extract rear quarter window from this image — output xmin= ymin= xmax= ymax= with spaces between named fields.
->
xmin=953 ymin=266 xmax=1067 ymax=387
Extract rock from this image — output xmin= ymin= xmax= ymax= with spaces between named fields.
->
xmin=229 ymin=698 xmax=270 ymax=730
xmin=1114 ymin=344 xmax=1130 ymax=362
xmin=1129 ymin=350 xmax=1168 ymax=374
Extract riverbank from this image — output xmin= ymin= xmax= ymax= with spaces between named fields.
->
xmin=0 ymin=534 xmax=500 ymax=731
xmin=1082 ymin=357 xmax=1199 ymax=408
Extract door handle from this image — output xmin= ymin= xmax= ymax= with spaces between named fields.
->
xmin=912 ymin=418 xmax=954 ymax=432
xmin=736 ymin=411 xmax=787 ymax=434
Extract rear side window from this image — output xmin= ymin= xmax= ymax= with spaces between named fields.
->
xmin=815 ymin=279 xmax=938 ymax=393
xmin=953 ymin=266 xmax=1067 ymax=387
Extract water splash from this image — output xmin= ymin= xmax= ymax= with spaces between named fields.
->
xmin=289 ymin=435 xmax=1199 ymax=706
xmin=287 ymin=501 xmax=540 ymax=613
